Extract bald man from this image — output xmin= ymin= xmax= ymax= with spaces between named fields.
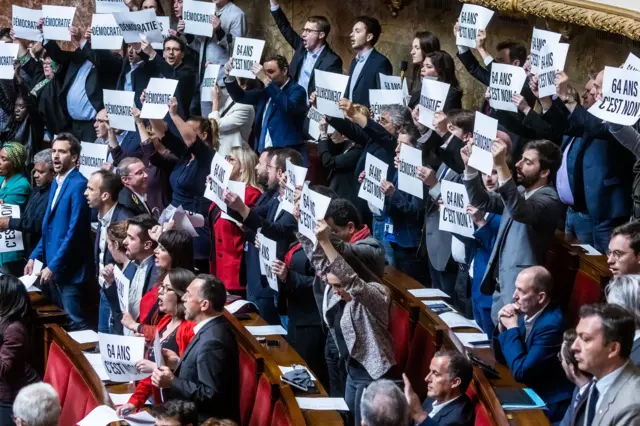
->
xmin=493 ymin=266 xmax=573 ymax=423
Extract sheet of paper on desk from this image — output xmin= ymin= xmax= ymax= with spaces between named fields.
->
xmin=77 ymin=405 xmax=122 ymax=425
xmin=245 ymin=325 xmax=287 ymax=336
xmin=455 ymin=332 xmax=491 ymax=348
xmin=296 ymin=397 xmax=349 ymax=411
xmin=225 ymin=299 xmax=250 ymax=314
xmin=408 ymin=288 xmax=450 ymax=298
xmin=439 ymin=312 xmax=482 ymax=331
xmin=69 ymin=329 xmax=99 ymax=344
xmin=572 ymin=244 xmax=602 ymax=255
xmin=123 ymin=410 xmax=156 ymax=425
xmin=83 ymin=352 xmax=109 ymax=381
xmin=109 ymin=392 xmax=134 ymax=406
xmin=279 ymin=365 xmax=316 ymax=381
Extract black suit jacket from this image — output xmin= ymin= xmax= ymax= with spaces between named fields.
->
xmin=346 ymin=49 xmax=393 ymax=108
xmin=118 ymin=187 xmax=151 ymax=217
xmin=419 ymin=394 xmax=475 ymax=426
xmin=168 ymin=316 xmax=240 ymax=424
xmin=270 ymin=6 xmax=343 ymax=95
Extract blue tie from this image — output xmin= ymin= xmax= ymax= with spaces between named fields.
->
xmin=258 ymin=103 xmax=271 ymax=152
xmin=585 ymin=381 xmax=599 ymax=426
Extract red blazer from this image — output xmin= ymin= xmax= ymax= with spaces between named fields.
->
xmin=208 ymin=185 xmax=261 ymax=291
xmin=128 ymin=317 xmax=195 ymax=408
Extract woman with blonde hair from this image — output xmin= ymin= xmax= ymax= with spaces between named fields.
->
xmin=208 ymin=145 xmax=262 ymax=296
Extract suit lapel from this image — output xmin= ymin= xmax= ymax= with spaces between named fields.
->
xmin=49 ymin=170 xmax=75 ymax=219
xmin=352 ymin=49 xmax=376 ymax=93
xmin=592 ymin=365 xmax=632 ymax=425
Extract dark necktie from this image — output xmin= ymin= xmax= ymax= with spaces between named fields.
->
xmin=585 ymin=381 xmax=599 ymax=426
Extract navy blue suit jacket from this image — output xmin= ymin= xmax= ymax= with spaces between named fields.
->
xmin=31 ymin=169 xmax=94 ymax=285
xmin=559 ymin=383 xmax=591 ymax=426
xmin=346 ymin=49 xmax=392 ymax=108
xmin=418 ymin=395 xmax=474 ymax=426
xmin=123 ymin=258 xmax=161 ymax=297
xmin=494 ymin=304 xmax=573 ymax=408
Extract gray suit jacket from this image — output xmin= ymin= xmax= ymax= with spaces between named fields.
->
xmin=592 ymin=363 xmax=640 ymax=426
xmin=464 ymin=174 xmax=563 ymax=323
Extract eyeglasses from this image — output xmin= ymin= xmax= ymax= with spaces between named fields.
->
xmin=158 ymin=284 xmax=176 ymax=294
xmin=605 ymin=249 xmax=629 ymax=260
xmin=301 ymin=28 xmax=321 ymax=34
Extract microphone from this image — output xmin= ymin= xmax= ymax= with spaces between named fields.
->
xmin=400 ymin=60 xmax=408 ymax=83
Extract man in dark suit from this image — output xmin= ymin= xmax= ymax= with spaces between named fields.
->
xmin=269 ymin=0 xmax=343 ymax=97
xmin=117 ymin=158 xmax=152 ymax=216
xmin=402 ymin=349 xmax=475 ymax=426
xmin=85 ymin=169 xmax=134 ymax=334
xmin=152 ymin=274 xmax=240 ymax=424
xmin=346 ymin=16 xmax=392 ymax=108
xmin=225 ymin=55 xmax=308 ymax=154
xmin=27 ymin=133 xmax=95 ymax=331
xmin=494 ymin=266 xmax=573 ymax=422
xmin=559 ymin=329 xmax=594 ymax=426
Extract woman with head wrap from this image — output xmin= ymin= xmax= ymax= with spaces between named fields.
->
xmin=0 ymin=142 xmax=30 ymax=275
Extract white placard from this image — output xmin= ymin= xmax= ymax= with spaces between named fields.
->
xmin=468 ymin=111 xmax=497 ymax=175
xmin=245 ymin=325 xmax=287 ymax=336
xmin=397 ymin=144 xmax=423 ymax=199
xmin=104 ymin=89 xmax=135 ymax=131
xmin=19 ymin=275 xmax=39 ymax=292
xmin=298 ymin=183 xmax=332 ymax=245
xmin=200 ymin=63 xmax=221 ymax=102
xmin=12 ymin=6 xmax=43 ymax=42
xmin=91 ymin=14 xmax=124 ymax=51
xmin=79 ymin=142 xmax=109 ymax=179
xmin=439 ymin=180 xmax=475 ymax=238
xmin=314 ymin=70 xmax=349 ymax=119
xmin=203 ymin=152 xmax=232 ymax=211
xmin=358 ymin=153 xmax=388 ymax=211
xmin=378 ymin=74 xmax=409 ymax=102
xmin=439 ymin=311 xmax=482 ymax=331
xmin=96 ymin=0 xmax=129 ymax=14
xmin=230 ymin=37 xmax=266 ymax=79
xmin=224 ymin=299 xmax=251 ymax=314
xmin=0 ymin=44 xmax=19 ymax=80
xmin=153 ymin=330 xmax=164 ymax=368
xmin=456 ymin=4 xmax=494 ymax=49
xmin=165 ymin=205 xmax=202 ymax=237
xmin=530 ymin=28 xmax=562 ymax=74
xmin=42 ymin=5 xmax=76 ymax=42
xmin=369 ymin=89 xmax=404 ymax=121
xmin=113 ymin=265 xmax=130 ymax=313
xmin=418 ymin=78 xmax=450 ymax=129
xmin=221 ymin=180 xmax=246 ymax=224
xmin=538 ymin=42 xmax=570 ymax=98
xmin=151 ymin=16 xmax=170 ymax=50
xmin=98 ymin=333 xmax=150 ymax=382
xmin=489 ymin=63 xmax=527 ymax=112
xmin=588 ymin=66 xmax=640 ymax=126
xmin=296 ymin=398 xmax=349 ymax=411
xmin=68 ymin=330 xmax=100 ymax=344
xmin=258 ymin=233 xmax=278 ymax=292
xmin=624 ymin=53 xmax=640 ymax=72
xmin=306 ymin=107 xmax=334 ymax=141
xmin=113 ymin=9 xmax=163 ymax=44
xmin=281 ymin=159 xmax=307 ymax=215
xmin=0 ymin=205 xmax=24 ymax=253
xmin=408 ymin=288 xmax=450 ymax=298
xmin=140 ymin=78 xmax=179 ymax=119
xmin=183 ymin=0 xmax=215 ymax=37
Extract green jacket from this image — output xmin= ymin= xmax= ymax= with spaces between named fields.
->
xmin=0 ymin=174 xmax=31 ymax=265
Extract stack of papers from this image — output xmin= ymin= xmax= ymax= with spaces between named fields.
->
xmin=245 ymin=325 xmax=287 ymax=336
xmin=109 ymin=392 xmax=134 ymax=406
xmin=78 ymin=405 xmax=155 ymax=425
xmin=69 ymin=330 xmax=99 ymax=344
xmin=408 ymin=288 xmax=450 ymax=298
xmin=455 ymin=332 xmax=491 ymax=348
xmin=295 ymin=397 xmax=349 ymax=411
xmin=439 ymin=312 xmax=482 ymax=331
xmin=497 ymin=388 xmax=547 ymax=410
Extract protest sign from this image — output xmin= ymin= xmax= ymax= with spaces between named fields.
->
xmin=221 ymin=180 xmax=245 ymax=225
xmin=468 ymin=111 xmax=498 ymax=175
xmin=113 ymin=9 xmax=163 ymax=44
xmin=369 ymin=89 xmax=404 ymax=121
xmin=489 ymin=63 xmax=527 ymax=112
xmin=258 ymin=233 xmax=278 ymax=292
xmin=530 ymin=28 xmax=562 ymax=74
xmin=42 ymin=6 xmax=76 ymax=42
xmin=103 ymin=89 xmax=135 ymax=131
xmin=0 ymin=44 xmax=19 ymax=80
xmin=96 ymin=0 xmax=129 ymax=14
xmin=12 ymin=6 xmax=43 ymax=42
xmin=0 ymin=205 xmax=23 ymax=253
xmin=113 ymin=266 xmax=129 ymax=313
xmin=378 ymin=74 xmax=409 ymax=102
xmin=200 ymin=63 xmax=221 ymax=102
xmin=456 ymin=4 xmax=494 ymax=49
xmin=183 ymin=0 xmax=215 ymax=37
xmin=314 ymin=70 xmax=349 ymax=118
xmin=165 ymin=205 xmax=202 ymax=237
xmin=140 ymin=78 xmax=179 ymax=119
xmin=397 ymin=144 xmax=423 ymax=199
xmin=151 ymin=16 xmax=170 ymax=50
xmin=91 ymin=13 xmax=123 ymax=50
xmin=280 ymin=159 xmax=307 ymax=215
xmin=306 ymin=107 xmax=334 ymax=141
xmin=79 ymin=142 xmax=109 ymax=179
xmin=230 ymin=37 xmax=265 ymax=79
xmin=623 ymin=53 xmax=640 ymax=72
xmin=418 ymin=78 xmax=450 ymax=129
xmin=98 ymin=333 xmax=149 ymax=382
xmin=588 ymin=66 xmax=640 ymax=126
xmin=439 ymin=181 xmax=474 ymax=238
xmin=298 ymin=184 xmax=332 ymax=245
xmin=358 ymin=153 xmax=388 ymax=211
xmin=538 ymin=42 xmax=569 ymax=98
xmin=203 ymin=152 xmax=232 ymax=211
xmin=153 ymin=331 xmax=164 ymax=368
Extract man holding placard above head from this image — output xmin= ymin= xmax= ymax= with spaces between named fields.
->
xmin=346 ymin=16 xmax=392 ymax=108
xmin=224 ymin=54 xmax=307 ymax=155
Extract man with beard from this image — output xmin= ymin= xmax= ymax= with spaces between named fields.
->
xmin=460 ymin=137 xmax=562 ymax=325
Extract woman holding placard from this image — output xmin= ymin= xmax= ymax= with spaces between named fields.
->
xmin=409 ymin=31 xmax=441 ymax=108
xmin=420 ymin=50 xmax=463 ymax=111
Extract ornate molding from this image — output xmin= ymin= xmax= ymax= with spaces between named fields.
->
xmin=386 ymin=0 xmax=407 ymax=18
xmin=461 ymin=0 xmax=640 ymax=41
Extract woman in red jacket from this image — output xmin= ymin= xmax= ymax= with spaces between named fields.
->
xmin=209 ymin=145 xmax=261 ymax=297
xmin=116 ymin=268 xmax=196 ymax=415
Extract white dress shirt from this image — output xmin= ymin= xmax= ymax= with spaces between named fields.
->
xmin=523 ymin=301 xmax=549 ymax=341
xmin=428 ymin=396 xmax=461 ymax=418
xmin=594 ymin=361 xmax=628 ymax=412
xmin=193 ymin=314 xmax=222 ymax=335
xmin=98 ymin=204 xmax=117 ymax=287
xmin=129 ymin=255 xmax=153 ymax=320
xmin=51 ymin=168 xmax=73 ymax=208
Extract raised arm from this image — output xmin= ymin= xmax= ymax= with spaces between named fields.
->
xmin=269 ymin=1 xmax=303 ymax=51
xmin=168 ymin=97 xmax=197 ymax=147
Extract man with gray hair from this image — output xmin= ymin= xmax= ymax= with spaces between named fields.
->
xmin=360 ymin=379 xmax=409 ymax=426
xmin=605 ymin=274 xmax=640 ymax=365
xmin=117 ymin=157 xmax=151 ymax=216
xmin=13 ymin=382 xmax=61 ymax=426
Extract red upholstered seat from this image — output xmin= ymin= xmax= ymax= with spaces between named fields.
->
xmin=270 ymin=400 xmax=293 ymax=426
xmin=404 ymin=323 xmax=436 ymax=401
xmin=567 ymin=271 xmax=603 ymax=327
xmin=248 ymin=375 xmax=273 ymax=426
xmin=466 ymin=386 xmax=491 ymax=426
xmin=239 ymin=346 xmax=259 ymax=426
xmin=388 ymin=302 xmax=412 ymax=373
